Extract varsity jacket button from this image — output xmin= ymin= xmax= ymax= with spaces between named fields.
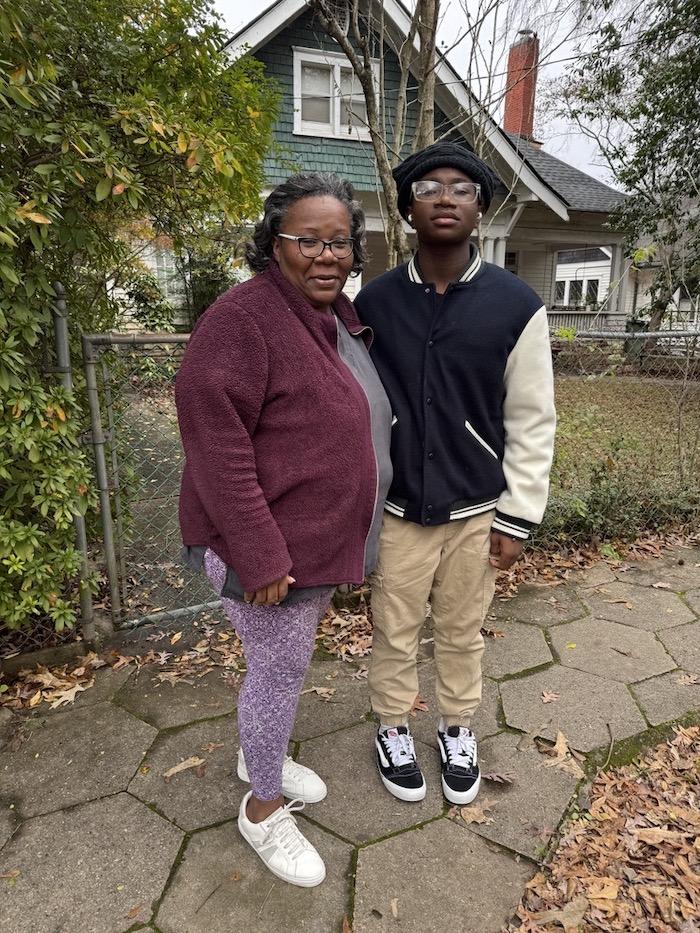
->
xmin=428 ymin=340 xmax=434 ymax=347
xmin=426 ymin=397 xmax=432 ymax=405
xmin=427 ymin=451 xmax=434 ymax=459
xmin=426 ymin=505 xmax=433 ymax=512
xmin=425 ymin=517 xmax=432 ymax=524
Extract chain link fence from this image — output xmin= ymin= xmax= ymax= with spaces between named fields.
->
xmin=81 ymin=333 xmax=220 ymax=631
xmin=76 ymin=327 xmax=700 ymax=629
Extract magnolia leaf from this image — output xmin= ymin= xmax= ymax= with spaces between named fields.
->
xmin=25 ymin=212 xmax=51 ymax=224
xmin=95 ymin=177 xmax=112 ymax=201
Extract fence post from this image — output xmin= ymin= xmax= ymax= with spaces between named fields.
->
xmin=51 ymin=284 xmax=100 ymax=643
xmin=82 ymin=334 xmax=123 ymax=625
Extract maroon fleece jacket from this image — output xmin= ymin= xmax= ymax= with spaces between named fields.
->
xmin=175 ymin=262 xmax=378 ymax=592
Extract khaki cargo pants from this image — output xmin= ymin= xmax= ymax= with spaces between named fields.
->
xmin=368 ymin=509 xmax=497 ymax=728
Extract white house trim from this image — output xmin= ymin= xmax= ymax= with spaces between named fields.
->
xmin=227 ymin=0 xmax=571 ymax=221
xmin=292 ymin=46 xmax=379 ymax=141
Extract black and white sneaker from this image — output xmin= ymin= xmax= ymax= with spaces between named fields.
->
xmin=437 ymin=725 xmax=480 ymax=804
xmin=375 ymin=726 xmax=426 ymax=801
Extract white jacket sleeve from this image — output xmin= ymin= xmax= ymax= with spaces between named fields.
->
xmin=493 ymin=305 xmax=556 ymax=539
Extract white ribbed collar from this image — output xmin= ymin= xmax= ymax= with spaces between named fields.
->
xmin=407 ymin=243 xmax=482 ymax=286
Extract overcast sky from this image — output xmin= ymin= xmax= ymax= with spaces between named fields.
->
xmin=214 ymin=0 xmax=618 ymax=187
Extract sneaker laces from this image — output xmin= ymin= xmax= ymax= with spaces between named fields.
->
xmin=382 ymin=727 xmax=417 ymax=768
xmin=261 ymin=799 xmax=311 ymax=859
xmin=443 ymin=727 xmax=477 ymax=769
xmin=282 ymin=756 xmax=308 ymax=781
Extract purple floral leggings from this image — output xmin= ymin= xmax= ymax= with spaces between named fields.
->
xmin=204 ymin=549 xmax=334 ymax=801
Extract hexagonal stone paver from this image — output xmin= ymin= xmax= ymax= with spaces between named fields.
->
xmin=659 ymin=622 xmax=700 ymax=674
xmin=129 ymin=715 xmax=239 ymax=831
xmin=491 ymin=584 xmax=587 ymax=627
xmin=549 ymin=618 xmax=675 ymax=683
xmin=469 ymin=732 xmax=579 ymax=860
xmin=353 ymin=819 xmax=531 ymax=932
xmin=409 ymin=661 xmax=501 ymax=749
xmin=631 ymin=670 xmax=700 ymax=726
xmin=0 ymin=793 xmax=182 ymax=933
xmin=67 ymin=664 xmax=134 ymax=711
xmin=0 ymin=806 xmax=17 ymax=849
xmin=581 ymin=582 xmax=694 ymax=631
xmin=116 ymin=667 xmax=237 ymax=730
xmin=572 ymin=563 xmax=617 ymax=589
xmin=616 ymin=552 xmax=700 ymax=591
xmin=292 ymin=659 xmax=371 ymax=741
xmin=0 ymin=702 xmax=156 ymax=818
xmin=157 ymin=820 xmax=352 ymax=933
xmin=482 ymin=620 xmax=553 ymax=679
xmin=297 ymin=722 xmax=444 ymax=844
xmin=501 ymin=666 xmax=646 ymax=752
xmin=686 ymin=589 xmax=700 ymax=617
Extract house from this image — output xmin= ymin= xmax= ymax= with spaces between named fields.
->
xmin=224 ymin=0 xmax=632 ymax=329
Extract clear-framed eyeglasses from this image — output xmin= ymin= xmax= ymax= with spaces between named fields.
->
xmin=411 ymin=180 xmax=481 ymax=204
xmin=277 ymin=233 xmax=355 ymax=259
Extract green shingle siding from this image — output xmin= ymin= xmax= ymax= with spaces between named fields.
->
xmin=254 ymin=8 xmax=458 ymax=191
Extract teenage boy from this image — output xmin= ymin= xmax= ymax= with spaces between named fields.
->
xmin=354 ymin=142 xmax=556 ymax=805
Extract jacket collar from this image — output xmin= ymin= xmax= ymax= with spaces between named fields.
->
xmin=407 ymin=242 xmax=482 ymax=286
xmin=263 ymin=261 xmax=372 ymax=348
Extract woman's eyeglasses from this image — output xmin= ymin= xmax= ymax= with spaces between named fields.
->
xmin=411 ymin=181 xmax=481 ymax=204
xmin=277 ymin=234 xmax=355 ymax=259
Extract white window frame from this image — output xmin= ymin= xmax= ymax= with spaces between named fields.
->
xmin=293 ymin=46 xmax=379 ymax=141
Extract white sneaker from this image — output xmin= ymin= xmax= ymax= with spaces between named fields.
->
xmin=237 ymin=748 xmax=327 ymax=803
xmin=238 ymin=791 xmax=326 ymax=887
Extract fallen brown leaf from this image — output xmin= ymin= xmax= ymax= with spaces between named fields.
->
xmin=531 ymin=895 xmax=589 ymax=931
xmin=459 ymin=799 xmax=494 ymax=825
xmin=300 ymin=686 xmax=336 ymax=701
xmin=583 ymin=877 xmax=620 ymax=899
xmin=170 ymin=631 xmax=183 ymax=645
xmin=652 ymin=581 xmax=672 ymax=589
xmin=125 ymin=903 xmax=144 ymax=920
xmin=0 ymin=869 xmax=20 ymax=880
xmin=539 ymin=732 xmax=585 ymax=779
xmin=482 ymin=770 xmax=515 ymax=785
xmin=541 ymin=690 xmax=560 ymax=704
xmin=677 ymin=673 xmax=700 ymax=686
xmin=162 ymin=756 xmax=206 ymax=780
xmin=409 ymin=694 xmax=429 ymax=716
xmin=390 ymin=897 xmax=399 ymax=920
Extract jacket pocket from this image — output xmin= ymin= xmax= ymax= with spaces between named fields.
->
xmin=464 ymin=419 xmax=499 ymax=460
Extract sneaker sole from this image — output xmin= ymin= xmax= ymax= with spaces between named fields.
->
xmin=441 ymin=772 xmax=481 ymax=805
xmin=237 ymin=815 xmax=326 ymax=888
xmin=377 ymin=761 xmax=427 ymax=802
xmin=237 ymin=763 xmax=327 ymax=804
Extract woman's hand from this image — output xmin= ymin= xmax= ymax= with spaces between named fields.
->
xmin=488 ymin=532 xmax=523 ymax=570
xmin=244 ymin=574 xmax=296 ymax=606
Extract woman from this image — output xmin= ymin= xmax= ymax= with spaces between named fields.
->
xmin=175 ymin=173 xmax=392 ymax=887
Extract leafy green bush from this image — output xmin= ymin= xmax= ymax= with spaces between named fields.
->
xmin=0 ymin=0 xmax=278 ymax=632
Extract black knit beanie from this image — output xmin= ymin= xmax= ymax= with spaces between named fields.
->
xmin=392 ymin=142 xmax=495 ymax=219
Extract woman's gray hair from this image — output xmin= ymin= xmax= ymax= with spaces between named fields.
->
xmin=246 ymin=172 xmax=368 ymax=275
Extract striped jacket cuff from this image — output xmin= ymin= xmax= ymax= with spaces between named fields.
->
xmin=492 ymin=511 xmax=536 ymax=540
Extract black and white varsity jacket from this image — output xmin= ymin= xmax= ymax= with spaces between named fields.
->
xmin=353 ymin=246 xmax=556 ymax=540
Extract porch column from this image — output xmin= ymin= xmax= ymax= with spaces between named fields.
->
xmin=493 ymin=237 xmax=507 ymax=268
xmin=482 ymin=236 xmax=495 ymax=263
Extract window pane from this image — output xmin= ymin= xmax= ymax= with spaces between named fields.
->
xmin=339 ymin=67 xmax=367 ymax=129
xmin=569 ymin=280 xmax=583 ymax=304
xmin=555 ymin=280 xmax=565 ymax=302
xmin=586 ymin=279 xmax=599 ymax=303
xmin=301 ymin=64 xmax=331 ymax=123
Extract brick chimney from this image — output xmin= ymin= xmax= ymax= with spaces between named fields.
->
xmin=503 ymin=30 xmax=539 ymax=141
